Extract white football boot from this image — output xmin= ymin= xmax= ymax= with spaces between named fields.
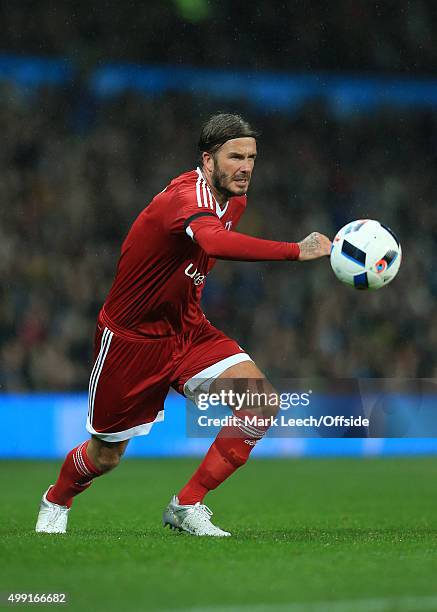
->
xmin=163 ymin=495 xmax=231 ymax=537
xmin=35 ymin=487 xmax=69 ymax=534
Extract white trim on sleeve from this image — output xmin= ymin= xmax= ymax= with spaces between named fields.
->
xmin=185 ymin=225 xmax=195 ymax=241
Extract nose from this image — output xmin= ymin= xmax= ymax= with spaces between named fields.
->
xmin=239 ymin=160 xmax=252 ymax=174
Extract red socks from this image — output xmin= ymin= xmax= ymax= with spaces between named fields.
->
xmin=178 ymin=415 xmax=266 ymax=505
xmin=47 ymin=441 xmax=102 ymax=508
xmin=47 ymin=418 xmax=268 ymax=508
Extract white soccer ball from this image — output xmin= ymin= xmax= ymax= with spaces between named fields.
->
xmin=330 ymin=219 xmax=402 ymax=290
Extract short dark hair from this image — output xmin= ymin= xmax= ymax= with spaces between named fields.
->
xmin=198 ymin=113 xmax=259 ymax=158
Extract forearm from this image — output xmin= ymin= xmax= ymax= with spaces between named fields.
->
xmin=193 ymin=224 xmax=300 ymax=261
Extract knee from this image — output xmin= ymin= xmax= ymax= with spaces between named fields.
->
xmin=259 ymin=400 xmax=280 ymax=420
xmin=245 ymin=397 xmax=280 ymax=422
xmin=88 ymin=437 xmax=128 ymax=473
xmin=94 ymin=450 xmax=122 ymax=473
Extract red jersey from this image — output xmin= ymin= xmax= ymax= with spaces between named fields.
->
xmin=101 ymin=168 xmax=299 ymax=338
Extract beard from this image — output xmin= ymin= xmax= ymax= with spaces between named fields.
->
xmin=211 ymin=162 xmax=249 ymax=200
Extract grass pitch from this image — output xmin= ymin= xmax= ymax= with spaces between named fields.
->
xmin=1 ymin=457 xmax=437 ymax=611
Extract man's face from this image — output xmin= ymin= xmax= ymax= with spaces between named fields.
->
xmin=206 ymin=137 xmax=257 ymax=199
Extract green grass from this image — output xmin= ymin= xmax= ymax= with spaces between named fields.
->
xmin=1 ymin=457 xmax=437 ymax=611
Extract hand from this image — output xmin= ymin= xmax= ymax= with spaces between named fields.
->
xmin=297 ymin=232 xmax=332 ymax=261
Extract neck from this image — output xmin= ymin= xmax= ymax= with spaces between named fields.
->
xmin=199 ymin=166 xmax=228 ymax=206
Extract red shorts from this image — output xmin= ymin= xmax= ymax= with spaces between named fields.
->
xmin=86 ymin=316 xmax=251 ymax=441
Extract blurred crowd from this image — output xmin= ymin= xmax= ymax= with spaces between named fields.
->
xmin=1 ymin=0 xmax=437 ymax=74
xmin=1 ymin=80 xmax=436 ymax=392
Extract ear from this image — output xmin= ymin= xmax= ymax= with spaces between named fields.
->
xmin=202 ymin=151 xmax=214 ymax=173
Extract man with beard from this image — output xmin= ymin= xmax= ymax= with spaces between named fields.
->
xmin=36 ymin=113 xmax=331 ymax=537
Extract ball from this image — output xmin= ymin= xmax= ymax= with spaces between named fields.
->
xmin=330 ymin=219 xmax=402 ymax=290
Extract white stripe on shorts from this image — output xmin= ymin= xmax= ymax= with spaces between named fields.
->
xmin=87 ymin=327 xmax=113 ymax=426
xmin=88 ymin=328 xmax=110 ymax=418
